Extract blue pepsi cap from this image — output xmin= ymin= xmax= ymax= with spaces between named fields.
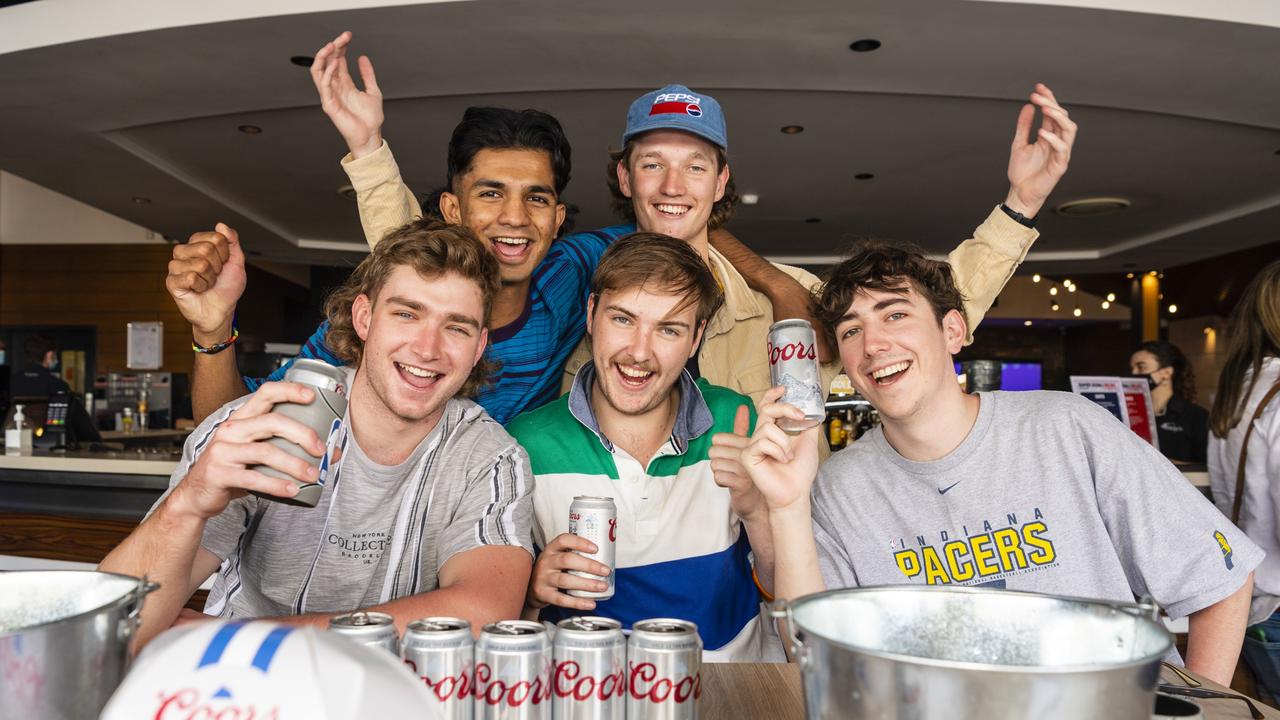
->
xmin=622 ymin=84 xmax=728 ymax=150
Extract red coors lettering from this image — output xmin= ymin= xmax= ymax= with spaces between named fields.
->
xmin=475 ymin=661 xmax=552 ymax=707
xmin=628 ymin=661 xmax=702 ymax=704
xmin=553 ymin=659 xmax=626 ymax=702
xmin=767 ymin=340 xmax=816 ymax=365
xmin=405 ymin=658 xmax=472 ymax=703
xmin=153 ymin=688 xmax=281 ymax=720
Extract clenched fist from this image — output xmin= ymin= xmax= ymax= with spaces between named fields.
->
xmin=165 ymin=223 xmax=246 ymax=344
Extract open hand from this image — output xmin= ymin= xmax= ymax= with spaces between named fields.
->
xmin=311 ymin=31 xmax=384 ymax=158
xmin=1005 ymin=83 xmax=1078 ymax=218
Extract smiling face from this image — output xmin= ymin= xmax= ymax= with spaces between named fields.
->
xmin=834 ymin=282 xmax=968 ymax=425
xmin=586 ymin=284 xmax=705 ymax=420
xmin=352 ymin=266 xmax=489 ymax=427
xmin=615 ymin=130 xmax=729 ymax=247
xmin=440 ymin=148 xmax=566 ymax=287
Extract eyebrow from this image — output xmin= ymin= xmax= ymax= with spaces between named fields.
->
xmin=386 ymin=296 xmax=481 ymax=328
xmin=838 ymin=295 xmax=911 ymax=323
xmin=635 ymin=150 xmax=712 ymax=164
xmin=605 ymin=304 xmax=691 ymax=329
xmin=474 ymin=178 xmax=556 ymax=197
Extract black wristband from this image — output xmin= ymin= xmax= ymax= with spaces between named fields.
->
xmin=1000 ymin=203 xmax=1037 ymax=228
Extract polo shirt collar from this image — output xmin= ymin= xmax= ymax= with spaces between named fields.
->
xmin=567 ymin=360 xmax=715 ymax=455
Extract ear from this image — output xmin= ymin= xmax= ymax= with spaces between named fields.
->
xmin=616 ymin=159 xmax=633 ymax=199
xmin=352 ymin=294 xmax=373 ymax=342
xmin=713 ymin=162 xmax=730 ymax=203
xmin=942 ymin=308 xmax=968 ymax=355
xmin=439 ymin=192 xmax=463 ymax=224
xmin=585 ymin=294 xmax=598 ymax=338
xmin=689 ymin=320 xmax=707 ymax=358
xmin=472 ymin=328 xmax=489 ymax=367
xmin=554 ymin=202 xmax=567 ymax=236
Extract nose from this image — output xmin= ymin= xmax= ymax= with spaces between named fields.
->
xmin=409 ymin=324 xmax=443 ymax=360
xmin=860 ymin=321 xmax=891 ymax=357
xmin=497 ymin=193 xmax=530 ymax=228
xmin=626 ymin=327 xmax=654 ymax=364
xmin=659 ymin=167 xmax=685 ymax=197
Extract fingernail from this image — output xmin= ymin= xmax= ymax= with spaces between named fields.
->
xmin=287 ymin=484 xmax=300 ymax=495
xmin=309 ymin=466 xmax=320 ymax=478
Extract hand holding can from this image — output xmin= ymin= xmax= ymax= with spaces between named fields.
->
xmin=567 ymin=496 xmax=617 ymax=601
xmin=767 ymin=319 xmax=825 ymax=433
xmin=251 ymin=358 xmax=348 ymax=507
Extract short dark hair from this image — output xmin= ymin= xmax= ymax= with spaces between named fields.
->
xmin=590 ymin=232 xmax=723 ymax=329
xmin=24 ymin=335 xmax=55 ymax=366
xmin=815 ymin=239 xmax=966 ymax=349
xmin=324 ymin=219 xmax=500 ymax=398
xmin=605 ymin=139 xmax=739 ymax=230
xmin=447 ymin=107 xmax=572 ymax=196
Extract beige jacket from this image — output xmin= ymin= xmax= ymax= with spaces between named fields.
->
xmin=342 ymin=140 xmax=1038 ymax=412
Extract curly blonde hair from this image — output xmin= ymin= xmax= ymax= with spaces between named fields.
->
xmin=323 ymin=220 xmax=500 ymax=397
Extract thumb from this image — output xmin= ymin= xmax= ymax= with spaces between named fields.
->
xmin=357 ymin=55 xmax=381 ymax=96
xmin=733 ymin=404 xmax=750 ymax=437
xmin=215 ymin=223 xmax=245 ymax=267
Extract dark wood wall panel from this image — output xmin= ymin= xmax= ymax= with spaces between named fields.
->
xmin=0 ymin=244 xmax=192 ymax=375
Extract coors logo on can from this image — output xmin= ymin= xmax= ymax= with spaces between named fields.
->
xmin=402 ymin=617 xmax=474 ymax=720
xmin=627 ymin=619 xmax=702 ymax=719
xmin=553 ymin=616 xmax=626 ymax=720
xmin=475 ymin=620 xmax=552 ymax=719
xmin=767 ymin=319 xmax=825 ymax=432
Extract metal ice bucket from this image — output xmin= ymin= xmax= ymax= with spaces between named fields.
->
xmin=774 ymin=586 xmax=1172 ymax=719
xmin=0 ymin=570 xmax=157 ymax=720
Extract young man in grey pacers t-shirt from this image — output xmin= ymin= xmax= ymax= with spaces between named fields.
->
xmin=743 ymin=240 xmax=1259 ymax=687
xmin=101 ymin=221 xmax=533 ymax=648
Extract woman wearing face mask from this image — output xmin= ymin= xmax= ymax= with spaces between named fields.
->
xmin=1129 ymin=339 xmax=1209 ymax=463
xmin=1208 ymin=259 xmax=1280 ymax=705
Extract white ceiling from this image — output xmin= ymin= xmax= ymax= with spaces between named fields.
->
xmin=0 ymin=0 xmax=1277 ymax=273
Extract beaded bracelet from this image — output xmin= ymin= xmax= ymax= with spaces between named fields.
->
xmin=192 ymin=327 xmax=239 ymax=355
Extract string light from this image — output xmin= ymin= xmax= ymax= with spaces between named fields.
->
xmin=1073 ymin=307 xmax=1083 ymax=317
xmin=1067 ymin=285 xmax=1076 ymax=293
xmin=1106 ymin=293 xmax=1116 ymax=302
xmin=1168 ymin=304 xmax=1178 ymax=314
xmin=1101 ymin=301 xmax=1111 ymax=309
xmin=1051 ymin=302 xmax=1060 ymax=312
xmin=1024 ymin=320 xmax=1033 ymax=326
xmin=1032 ymin=274 xmax=1041 ymax=283
xmin=1049 ymin=287 xmax=1059 ymax=296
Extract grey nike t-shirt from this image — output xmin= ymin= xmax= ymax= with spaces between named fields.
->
xmin=811 ymin=390 xmax=1260 ymax=620
xmin=151 ymin=383 xmax=534 ymax=618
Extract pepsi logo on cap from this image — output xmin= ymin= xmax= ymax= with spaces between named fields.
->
xmin=650 ymin=91 xmax=704 ymax=118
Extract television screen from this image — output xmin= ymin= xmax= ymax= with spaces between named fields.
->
xmin=954 ymin=361 xmax=1042 ymax=391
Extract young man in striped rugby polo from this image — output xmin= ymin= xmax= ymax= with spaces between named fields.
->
xmin=505 ymin=233 xmax=781 ymax=660
xmin=103 ymin=222 xmax=534 ymax=649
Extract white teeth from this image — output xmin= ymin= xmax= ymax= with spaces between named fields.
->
xmin=493 ymin=237 xmax=529 ymax=245
xmin=618 ymin=365 xmax=653 ymax=379
xmin=397 ymin=362 xmax=440 ymax=379
xmin=871 ymin=361 xmax=910 ymax=380
xmin=655 ymin=204 xmax=689 ymax=216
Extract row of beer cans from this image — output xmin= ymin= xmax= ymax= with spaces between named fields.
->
xmin=329 ymin=611 xmax=703 ymax=719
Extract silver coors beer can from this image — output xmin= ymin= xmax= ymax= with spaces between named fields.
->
xmin=251 ymin=358 xmax=348 ymax=507
xmin=402 ymin=617 xmax=475 ymax=720
xmin=475 ymin=620 xmax=552 ymax=720
xmin=767 ymin=319 xmax=825 ymax=432
xmin=627 ymin=619 xmax=702 ymax=720
xmin=567 ymin=496 xmax=617 ymax=600
xmin=553 ymin=616 xmax=626 ymax=720
xmin=328 ymin=610 xmax=398 ymax=655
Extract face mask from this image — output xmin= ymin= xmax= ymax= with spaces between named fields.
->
xmin=46 ymin=357 xmax=59 ymax=372
xmin=1131 ymin=372 xmax=1158 ymax=390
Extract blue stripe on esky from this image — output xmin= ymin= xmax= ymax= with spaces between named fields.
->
xmin=250 ymin=626 xmax=296 ymax=672
xmin=540 ymin=532 xmax=758 ymax=650
xmin=197 ymin=621 xmax=248 ymax=668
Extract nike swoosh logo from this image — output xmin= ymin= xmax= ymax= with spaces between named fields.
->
xmin=938 ymin=481 xmax=961 ymax=495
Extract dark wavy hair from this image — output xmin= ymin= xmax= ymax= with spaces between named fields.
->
xmin=324 ymin=220 xmax=499 ymax=397
xmin=1211 ymin=259 xmax=1280 ymax=438
xmin=1134 ymin=340 xmax=1197 ymax=404
xmin=605 ymin=140 xmax=738 ymax=230
xmin=814 ymin=239 xmax=967 ymax=350
xmin=447 ymin=107 xmax=572 ymax=196
xmin=590 ymin=232 xmax=724 ymax=329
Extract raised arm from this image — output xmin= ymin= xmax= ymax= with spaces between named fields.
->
xmin=165 ymin=224 xmax=249 ymax=423
xmin=949 ymin=83 xmax=1077 ymax=343
xmin=100 ymin=382 xmax=324 ymax=648
xmin=710 ymin=227 xmax=832 ymax=361
xmin=311 ymin=31 xmax=421 ymax=249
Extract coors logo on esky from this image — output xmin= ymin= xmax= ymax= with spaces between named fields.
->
xmin=152 ymin=688 xmax=281 ymax=720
